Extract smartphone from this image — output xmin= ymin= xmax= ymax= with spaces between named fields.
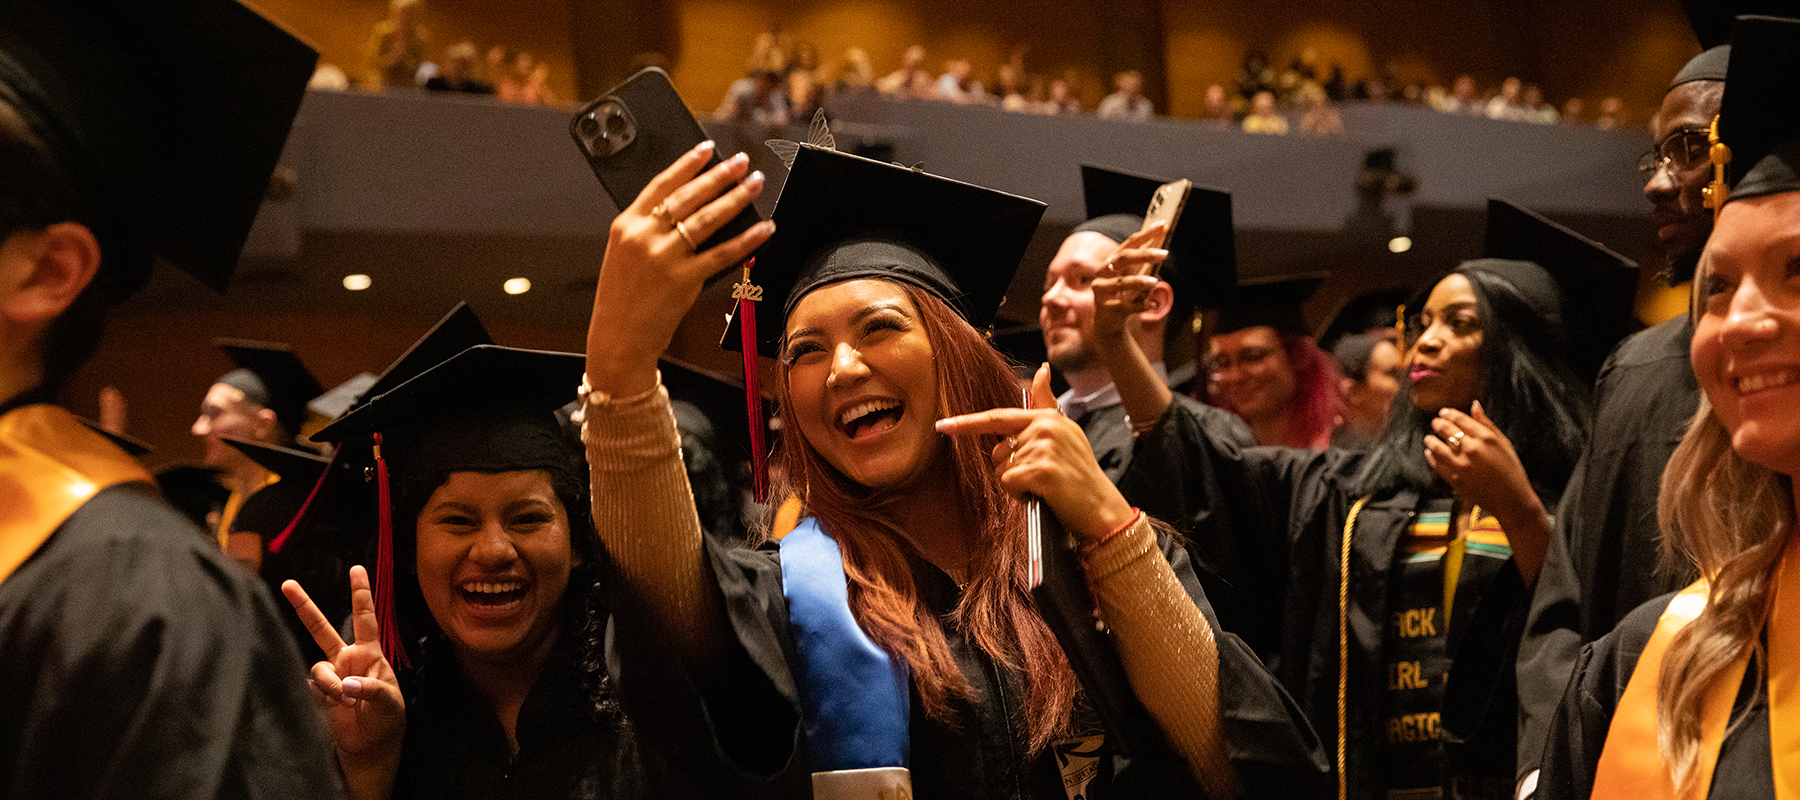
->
xmin=1135 ymin=179 xmax=1191 ymax=277
xmin=571 ymin=67 xmax=763 ymax=262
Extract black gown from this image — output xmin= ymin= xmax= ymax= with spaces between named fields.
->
xmin=396 ymin=643 xmax=650 ymax=799
xmin=1076 ymin=395 xmax=1253 ymax=484
xmin=1536 ymin=593 xmax=1774 ymax=800
xmin=1516 ymin=316 xmax=1701 ymax=777
xmin=1119 ymin=400 xmax=1529 ymax=798
xmin=606 ymin=529 xmax=1330 ymax=799
xmin=0 ymin=482 xmax=344 ymax=800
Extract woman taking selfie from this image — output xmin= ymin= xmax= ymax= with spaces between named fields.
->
xmin=1537 ymin=16 xmax=1800 ymax=798
xmin=580 ymin=139 xmax=1325 ymax=797
xmin=1096 ymin=199 xmax=1635 ymax=799
xmin=281 ymin=342 xmax=646 ymax=800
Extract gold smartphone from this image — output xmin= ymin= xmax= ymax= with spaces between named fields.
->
xmin=1134 ymin=178 xmax=1190 ymax=277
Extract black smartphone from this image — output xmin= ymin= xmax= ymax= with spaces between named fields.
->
xmin=571 ymin=67 xmax=763 ymax=261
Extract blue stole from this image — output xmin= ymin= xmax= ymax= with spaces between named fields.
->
xmin=780 ymin=518 xmax=912 ymax=772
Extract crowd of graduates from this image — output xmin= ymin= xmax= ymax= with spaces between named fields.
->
xmin=6 ymin=2 xmax=1800 ymax=800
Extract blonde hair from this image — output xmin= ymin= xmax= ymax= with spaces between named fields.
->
xmin=1654 ymin=251 xmax=1796 ymax=794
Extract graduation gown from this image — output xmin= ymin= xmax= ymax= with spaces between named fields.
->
xmin=1076 ymin=395 xmax=1253 ymax=484
xmin=1121 ymin=400 xmax=1529 ymax=797
xmin=607 ymin=529 xmax=1329 ymax=799
xmin=1516 ymin=316 xmax=1701 ymax=776
xmin=0 ymin=481 xmax=343 ymax=799
xmin=1536 ymin=593 xmax=1774 ymax=800
xmin=396 ymin=644 xmax=649 ymax=799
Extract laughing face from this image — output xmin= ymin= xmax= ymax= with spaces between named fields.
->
xmin=783 ymin=279 xmax=944 ymax=491
xmin=414 ymin=470 xmax=573 ymax=666
xmin=1692 ymin=191 xmax=1800 ymax=477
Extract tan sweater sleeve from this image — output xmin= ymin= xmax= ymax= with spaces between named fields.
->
xmin=581 ymin=380 xmax=726 ymax=668
xmin=1084 ymin=515 xmax=1238 ymax=798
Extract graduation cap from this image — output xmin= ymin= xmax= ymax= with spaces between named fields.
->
xmin=1072 ymin=164 xmax=1237 ymax=311
xmin=1713 ymin=15 xmax=1800 ymax=206
xmin=1319 ymin=287 xmax=1412 ymax=351
xmin=1681 ymin=0 xmax=1800 ymax=50
xmin=355 ymin=302 xmax=493 ymax=408
xmin=309 ymin=344 xmax=586 ymax=668
xmin=153 ymin=464 xmax=228 ymax=529
xmin=1214 ymin=273 xmax=1330 ymax=338
xmin=0 ymin=0 xmax=316 ymax=301
xmin=1478 ymin=198 xmax=1639 ymax=384
xmin=723 ymin=144 xmax=1047 ymax=358
xmin=212 ymin=339 xmax=325 ymax=444
xmin=221 ymin=436 xmax=328 ymax=538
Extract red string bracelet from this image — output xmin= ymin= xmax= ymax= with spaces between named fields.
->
xmin=1096 ymin=507 xmax=1143 ymax=548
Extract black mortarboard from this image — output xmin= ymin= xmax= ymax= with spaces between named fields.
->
xmin=310 ymin=344 xmax=585 ymax=669
xmin=214 ymin=339 xmax=325 ymax=444
xmin=77 ymin=417 xmax=153 ymax=457
xmin=1320 ymin=287 xmax=1413 ymax=350
xmin=153 ymin=464 xmax=228 ymax=528
xmin=222 ymin=436 xmax=329 ymax=539
xmin=723 ymin=144 xmax=1047 ymax=358
xmin=1072 ymin=165 xmax=1237 ymax=313
xmin=357 ymin=302 xmax=494 ymax=408
xmin=0 ymin=0 xmax=316 ymax=300
xmin=1718 ymin=15 xmax=1800 ymax=203
xmin=1214 ymin=274 xmax=1329 ymax=337
xmin=1479 ymin=198 xmax=1639 ymax=383
xmin=1682 ymin=0 xmax=1800 ymax=50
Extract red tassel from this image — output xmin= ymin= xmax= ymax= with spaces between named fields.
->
xmin=268 ymin=449 xmax=339 ymax=554
xmin=735 ymin=258 xmax=769 ymax=504
xmin=372 ymin=432 xmax=410 ymax=669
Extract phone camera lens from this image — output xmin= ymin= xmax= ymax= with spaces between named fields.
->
xmin=602 ymin=113 xmax=627 ymax=138
xmin=578 ymin=114 xmax=600 ymax=139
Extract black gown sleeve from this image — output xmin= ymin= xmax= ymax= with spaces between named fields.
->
xmin=604 ymin=532 xmax=806 ymax=797
xmin=1535 ymin=593 xmax=1671 ymax=800
xmin=0 ymin=485 xmax=343 ymax=800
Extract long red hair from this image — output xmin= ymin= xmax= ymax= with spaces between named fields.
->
xmin=1203 ymin=330 xmax=1345 ymax=449
xmin=770 ymin=281 xmax=1081 ymax=752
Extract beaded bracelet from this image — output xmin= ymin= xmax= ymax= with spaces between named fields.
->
xmin=578 ymin=369 xmax=663 ymax=410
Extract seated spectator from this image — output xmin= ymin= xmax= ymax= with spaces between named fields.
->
xmin=787 ymin=41 xmax=826 ymax=119
xmin=1095 ymin=70 xmax=1153 ymax=120
xmin=1560 ymin=96 xmax=1585 ymax=125
xmin=836 ymin=47 xmax=875 ymax=98
xmin=310 ymin=63 xmax=351 ymax=91
xmin=1009 ymin=75 xmax=1048 ymax=113
xmin=1484 ymin=76 xmax=1527 ymax=120
xmin=1435 ymin=74 xmax=1480 ymax=114
xmin=494 ymin=49 xmax=551 ymax=105
xmin=904 ymin=68 xmax=938 ymax=100
xmin=995 ymin=63 xmax=1028 ymax=111
xmin=1521 ymin=84 xmax=1558 ymax=124
xmin=712 ymin=68 xmax=789 ymax=127
xmin=1594 ymin=96 xmax=1625 ymax=130
xmin=1236 ymin=50 xmax=1274 ymax=101
xmin=1198 ymin=83 xmax=1234 ymax=129
xmin=1241 ymin=90 xmax=1288 ymax=135
xmin=876 ymin=44 xmax=927 ymax=96
xmin=365 ymin=0 xmax=427 ymax=91
xmin=423 ymin=41 xmax=493 ymax=95
xmin=1045 ymin=77 xmax=1081 ymax=114
xmin=935 ymin=59 xmax=987 ymax=104
xmin=1297 ymin=85 xmax=1342 ymax=136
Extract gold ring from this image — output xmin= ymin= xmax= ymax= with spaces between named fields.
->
xmin=673 ymin=219 xmax=699 ymax=252
xmin=649 ymin=203 xmax=677 ymax=228
xmin=1447 ymin=431 xmax=1465 ymax=450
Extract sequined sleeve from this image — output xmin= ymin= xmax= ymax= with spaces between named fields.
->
xmin=581 ymin=381 xmax=725 ymax=667
xmin=1085 ymin=515 xmax=1238 ymax=798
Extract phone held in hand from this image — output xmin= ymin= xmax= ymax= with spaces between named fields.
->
xmin=570 ymin=67 xmax=763 ymax=269
xmin=1134 ymin=179 xmax=1191 ymax=277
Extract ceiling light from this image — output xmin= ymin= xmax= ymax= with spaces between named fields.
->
xmin=503 ymin=277 xmax=532 ymax=295
xmin=1387 ymin=236 xmax=1413 ymax=253
xmin=342 ymin=273 xmax=372 ymax=291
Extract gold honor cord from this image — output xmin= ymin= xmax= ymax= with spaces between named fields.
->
xmin=1337 ymin=495 xmax=1371 ymax=800
xmin=1702 ymin=114 xmax=1731 ymax=223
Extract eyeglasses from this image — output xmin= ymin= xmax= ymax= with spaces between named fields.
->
xmin=1206 ymin=346 xmax=1276 ymax=374
xmin=1636 ymin=126 xmax=1712 ymax=182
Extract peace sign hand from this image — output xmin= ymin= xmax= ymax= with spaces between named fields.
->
xmin=283 ymin=566 xmax=405 ymax=797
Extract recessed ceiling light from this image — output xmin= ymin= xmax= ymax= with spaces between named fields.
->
xmin=503 ymin=277 xmax=532 ymax=295
xmin=1387 ymin=236 xmax=1413 ymax=253
xmin=342 ymin=273 xmax=372 ymax=291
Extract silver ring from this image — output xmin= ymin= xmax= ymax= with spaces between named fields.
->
xmin=1447 ymin=431 xmax=1465 ymax=450
xmin=673 ymin=219 xmax=699 ymax=252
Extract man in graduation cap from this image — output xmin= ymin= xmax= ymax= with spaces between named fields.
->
xmin=1513 ymin=28 xmax=1731 ymax=795
xmin=192 ymin=338 xmax=324 ymax=568
xmin=1039 ymin=165 xmax=1252 ymax=482
xmin=0 ymin=0 xmax=341 ymax=795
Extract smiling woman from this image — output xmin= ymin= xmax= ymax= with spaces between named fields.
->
xmin=581 ymin=137 xmax=1330 ymax=798
xmin=281 ymin=343 xmax=648 ymax=800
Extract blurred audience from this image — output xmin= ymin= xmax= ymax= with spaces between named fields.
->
xmin=423 ymin=41 xmax=493 ymax=95
xmin=1095 ymin=70 xmax=1152 ymax=120
xmin=1297 ymin=85 xmax=1342 ymax=136
xmin=1594 ymin=96 xmax=1625 ymax=130
xmin=877 ymin=45 xmax=929 ymax=95
xmin=365 ymin=0 xmax=428 ymax=91
xmin=1241 ymin=90 xmax=1288 ymax=135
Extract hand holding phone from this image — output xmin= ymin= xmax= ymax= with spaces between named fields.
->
xmin=1130 ymin=179 xmax=1190 ymax=277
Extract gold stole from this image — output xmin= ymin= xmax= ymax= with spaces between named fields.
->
xmin=0 ymin=404 xmax=152 ymax=583
xmin=1591 ymin=534 xmax=1800 ymax=800
xmin=215 ymin=469 xmax=278 ymax=550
